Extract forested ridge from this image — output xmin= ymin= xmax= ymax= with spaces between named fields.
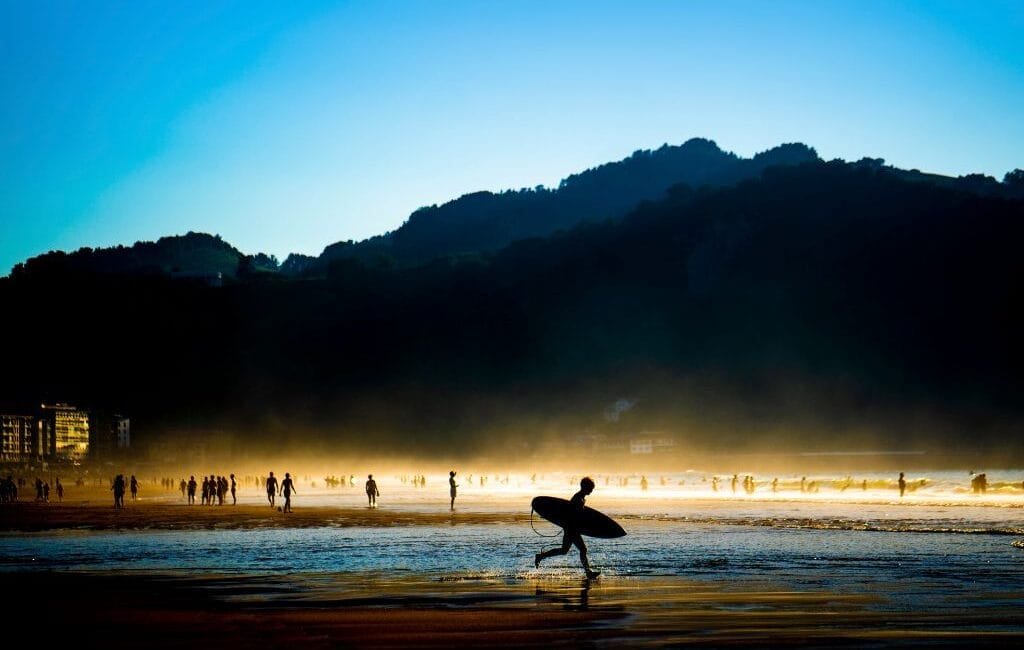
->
xmin=3 ymin=140 xmax=1023 ymax=458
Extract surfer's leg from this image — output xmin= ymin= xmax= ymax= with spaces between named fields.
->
xmin=536 ymin=532 xmax=572 ymax=566
xmin=574 ymin=534 xmax=599 ymax=578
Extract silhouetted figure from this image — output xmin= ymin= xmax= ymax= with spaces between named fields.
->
xmin=772 ymin=478 xmax=778 ymax=493
xmin=266 ymin=472 xmax=278 ymax=507
xmin=56 ymin=479 xmax=63 ymax=502
xmin=366 ymin=474 xmax=379 ymax=507
xmin=43 ymin=481 xmax=50 ymax=502
xmin=280 ymin=472 xmax=296 ymax=513
xmin=898 ymin=472 xmax=906 ymax=498
xmin=800 ymin=476 xmax=807 ymax=493
xmin=640 ymin=476 xmax=649 ymax=492
xmin=711 ymin=476 xmax=719 ymax=492
xmin=230 ymin=474 xmax=237 ymax=505
xmin=187 ymin=476 xmax=197 ymax=505
xmin=112 ymin=474 xmax=126 ymax=509
xmin=862 ymin=479 xmax=867 ymax=491
xmin=180 ymin=478 xmax=187 ymax=499
xmin=130 ymin=475 xmax=139 ymax=502
xmin=449 ymin=471 xmax=458 ymax=510
xmin=534 ymin=476 xmax=600 ymax=579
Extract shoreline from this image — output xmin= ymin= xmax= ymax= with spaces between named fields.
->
xmin=9 ymin=569 xmax=1024 ymax=648
xmin=4 ymin=500 xmax=1024 ymax=646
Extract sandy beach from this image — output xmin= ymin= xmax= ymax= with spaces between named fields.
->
xmin=4 ymin=495 xmax=1024 ymax=648
xmin=15 ymin=567 xmax=1020 ymax=649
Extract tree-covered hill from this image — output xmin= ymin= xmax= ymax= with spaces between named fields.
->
xmin=2 ymin=149 xmax=1022 ymax=460
xmin=10 ymin=232 xmax=246 ymax=280
xmin=298 ymin=138 xmax=820 ymax=273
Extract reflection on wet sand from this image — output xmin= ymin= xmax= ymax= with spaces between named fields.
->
xmin=7 ymin=570 xmax=1024 ymax=648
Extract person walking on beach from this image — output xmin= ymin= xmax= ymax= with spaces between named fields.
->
xmin=534 ymin=476 xmax=601 ymax=579
xmin=449 ymin=470 xmax=458 ymax=510
xmin=130 ymin=475 xmax=139 ymax=502
xmin=112 ymin=474 xmax=126 ymax=509
xmin=187 ymin=476 xmax=197 ymax=505
xmin=266 ymin=472 xmax=278 ymax=507
xmin=898 ymin=472 xmax=907 ymax=498
xmin=56 ymin=478 xmax=63 ymax=502
xmin=365 ymin=474 xmax=379 ymax=508
xmin=230 ymin=474 xmax=237 ymax=505
xmin=280 ymin=472 xmax=296 ymax=513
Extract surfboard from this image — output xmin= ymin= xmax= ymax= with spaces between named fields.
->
xmin=531 ymin=496 xmax=626 ymax=538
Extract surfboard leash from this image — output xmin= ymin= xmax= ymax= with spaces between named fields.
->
xmin=530 ymin=506 xmax=562 ymax=537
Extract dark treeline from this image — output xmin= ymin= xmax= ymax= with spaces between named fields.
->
xmin=290 ymin=138 xmax=820 ymax=274
xmin=2 ymin=147 xmax=1023 ymax=459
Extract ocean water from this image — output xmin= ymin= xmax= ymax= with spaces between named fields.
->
xmin=2 ymin=469 xmax=1022 ymax=610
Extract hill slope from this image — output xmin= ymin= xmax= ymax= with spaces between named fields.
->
xmin=2 ymin=151 xmax=1023 ymax=461
xmin=298 ymin=138 xmax=820 ymax=273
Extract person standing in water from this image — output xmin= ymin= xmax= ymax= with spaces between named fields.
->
xmin=365 ymin=474 xmax=379 ymax=508
xmin=898 ymin=472 xmax=907 ymax=498
xmin=534 ymin=476 xmax=601 ymax=579
xmin=280 ymin=472 xmax=296 ymax=513
xmin=449 ymin=470 xmax=458 ymax=510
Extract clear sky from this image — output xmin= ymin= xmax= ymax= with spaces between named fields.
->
xmin=2 ymin=0 xmax=1022 ymax=275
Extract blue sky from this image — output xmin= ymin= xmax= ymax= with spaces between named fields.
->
xmin=2 ymin=0 xmax=1022 ymax=274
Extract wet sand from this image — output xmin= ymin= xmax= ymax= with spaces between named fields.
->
xmin=4 ymin=499 xmax=1024 ymax=647
xmin=0 ymin=500 xmax=528 ymax=531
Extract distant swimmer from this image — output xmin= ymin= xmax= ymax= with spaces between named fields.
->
xmin=280 ymin=472 xmax=296 ymax=513
xmin=898 ymin=472 xmax=906 ymax=498
xmin=449 ymin=471 xmax=458 ymax=510
xmin=266 ymin=472 xmax=278 ymax=507
xmin=534 ymin=477 xmax=601 ymax=579
xmin=366 ymin=474 xmax=379 ymax=508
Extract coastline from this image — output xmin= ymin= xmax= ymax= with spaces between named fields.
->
xmin=5 ymin=497 xmax=1024 ymax=647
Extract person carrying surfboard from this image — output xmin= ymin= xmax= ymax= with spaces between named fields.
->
xmin=534 ymin=476 xmax=601 ymax=579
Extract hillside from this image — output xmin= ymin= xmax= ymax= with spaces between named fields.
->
xmin=2 ymin=149 xmax=1023 ymax=460
xmin=10 ymin=232 xmax=246 ymax=280
xmin=295 ymin=138 xmax=820 ymax=274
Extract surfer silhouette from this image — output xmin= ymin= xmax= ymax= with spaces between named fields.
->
xmin=534 ymin=476 xmax=601 ymax=579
